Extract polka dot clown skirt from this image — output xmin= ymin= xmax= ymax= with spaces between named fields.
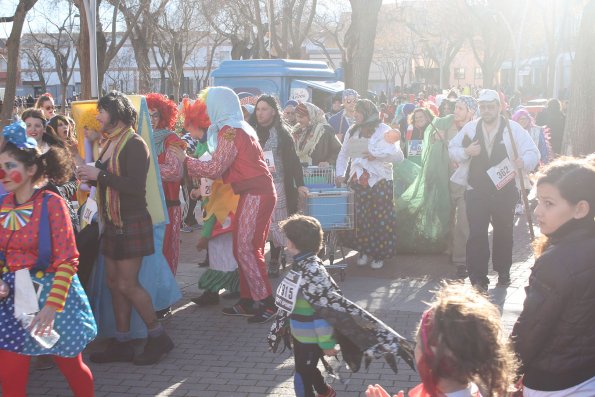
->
xmin=0 ymin=271 xmax=97 ymax=357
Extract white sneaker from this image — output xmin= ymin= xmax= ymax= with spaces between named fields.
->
xmin=356 ymin=254 xmax=369 ymax=266
xmin=370 ymin=260 xmax=384 ymax=270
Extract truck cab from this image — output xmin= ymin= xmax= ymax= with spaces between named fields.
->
xmin=211 ymin=59 xmax=344 ymax=110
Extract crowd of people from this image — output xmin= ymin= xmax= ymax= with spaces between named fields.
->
xmin=0 ymin=85 xmax=593 ymax=397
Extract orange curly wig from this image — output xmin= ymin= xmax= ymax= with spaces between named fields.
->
xmin=145 ymin=93 xmax=179 ymax=130
xmin=182 ymin=98 xmax=211 ymax=130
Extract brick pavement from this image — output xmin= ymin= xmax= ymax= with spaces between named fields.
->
xmin=20 ymin=220 xmax=535 ymax=397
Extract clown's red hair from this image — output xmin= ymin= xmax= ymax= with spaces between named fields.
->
xmin=182 ymin=98 xmax=210 ymax=130
xmin=145 ymin=93 xmax=179 ymax=130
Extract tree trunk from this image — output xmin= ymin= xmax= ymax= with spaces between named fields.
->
xmin=1 ymin=0 xmax=39 ymax=128
xmin=96 ymin=26 xmax=107 ymax=95
xmin=129 ymin=32 xmax=152 ymax=93
xmin=282 ymin=0 xmax=289 ymax=58
xmin=253 ymin=0 xmax=267 ymax=58
xmin=481 ymin=64 xmax=496 ymax=88
xmin=61 ymin=83 xmax=68 ymax=113
xmin=564 ymin=0 xmax=595 ymax=155
xmin=159 ymin=69 xmax=167 ymax=94
xmin=441 ymin=63 xmax=450 ymax=89
xmin=344 ymin=0 xmax=382 ymax=94
xmin=74 ymin=0 xmax=92 ymax=99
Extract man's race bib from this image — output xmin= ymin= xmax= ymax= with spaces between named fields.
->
xmin=263 ymin=150 xmax=276 ymax=173
xmin=487 ymin=157 xmax=516 ymax=190
xmin=408 ymin=140 xmax=423 ymax=157
xmin=81 ymin=197 xmax=98 ymax=225
xmin=200 ymin=178 xmax=213 ymax=197
xmin=275 ymin=270 xmax=302 ymax=312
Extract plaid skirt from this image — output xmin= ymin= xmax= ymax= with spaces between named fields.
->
xmin=101 ymin=210 xmax=155 ymax=260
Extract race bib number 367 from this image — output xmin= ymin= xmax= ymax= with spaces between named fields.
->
xmin=275 ymin=270 xmax=302 ymax=312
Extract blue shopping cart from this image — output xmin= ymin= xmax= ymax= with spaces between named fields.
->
xmin=302 ymin=167 xmax=354 ymax=280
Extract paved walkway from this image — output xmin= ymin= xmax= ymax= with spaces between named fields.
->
xmin=24 ymin=220 xmax=535 ymax=397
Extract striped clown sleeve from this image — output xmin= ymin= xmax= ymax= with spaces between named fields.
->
xmin=45 ymin=262 xmax=77 ymax=311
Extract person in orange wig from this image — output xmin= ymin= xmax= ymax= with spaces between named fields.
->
xmin=145 ymin=93 xmax=186 ymax=277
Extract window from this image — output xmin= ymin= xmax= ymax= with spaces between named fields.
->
xmin=474 ymin=67 xmax=483 ymax=80
xmin=454 ymin=67 xmax=465 ymax=80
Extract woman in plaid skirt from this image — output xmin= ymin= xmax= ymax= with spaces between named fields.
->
xmin=76 ymin=91 xmax=174 ymax=366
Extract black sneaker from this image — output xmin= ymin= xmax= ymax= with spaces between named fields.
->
xmin=133 ymin=332 xmax=174 ymax=366
xmin=247 ymin=304 xmax=277 ymax=324
xmin=89 ymin=339 xmax=135 ymax=364
xmin=198 ymin=258 xmax=209 ymax=268
xmin=472 ymin=281 xmax=489 ymax=294
xmin=497 ymin=275 xmax=511 ymax=287
xmin=191 ymin=291 xmax=219 ymax=307
xmin=156 ymin=307 xmax=172 ymax=320
xmin=268 ymin=261 xmax=280 ymax=278
xmin=221 ymin=298 xmax=256 ymax=316
xmin=455 ymin=264 xmax=468 ymax=280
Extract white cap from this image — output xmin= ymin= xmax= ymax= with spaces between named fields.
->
xmin=477 ymin=89 xmax=500 ymax=103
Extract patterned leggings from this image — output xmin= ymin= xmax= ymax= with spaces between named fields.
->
xmin=163 ymin=205 xmax=182 ymax=275
xmin=233 ymin=193 xmax=276 ymax=301
xmin=0 ymin=350 xmax=94 ymax=397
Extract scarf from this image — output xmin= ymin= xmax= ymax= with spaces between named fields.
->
xmin=153 ymin=128 xmax=173 ymax=156
xmin=293 ymin=103 xmax=329 ymax=165
xmin=205 ymin=87 xmax=258 ymax=151
xmin=97 ymin=126 xmax=135 ymax=228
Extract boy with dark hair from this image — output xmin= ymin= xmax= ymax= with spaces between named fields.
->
xmin=273 ymin=214 xmax=337 ymax=397
xmin=269 ymin=215 xmax=416 ymax=397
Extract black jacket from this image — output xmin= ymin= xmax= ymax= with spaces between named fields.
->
xmin=255 ymin=123 xmax=304 ymax=215
xmin=306 ymin=124 xmax=342 ymax=166
xmin=511 ymin=218 xmax=595 ymax=391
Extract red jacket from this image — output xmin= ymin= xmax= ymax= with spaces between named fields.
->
xmin=220 ymin=127 xmax=274 ymax=195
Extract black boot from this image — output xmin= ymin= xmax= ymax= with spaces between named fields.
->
xmin=133 ymin=332 xmax=174 ymax=366
xmin=191 ymin=291 xmax=219 ymax=307
xmin=89 ymin=339 xmax=135 ymax=364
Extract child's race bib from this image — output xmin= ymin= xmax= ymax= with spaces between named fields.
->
xmin=486 ymin=157 xmax=516 ymax=190
xmin=263 ymin=150 xmax=276 ymax=173
xmin=200 ymin=178 xmax=213 ymax=197
xmin=81 ymin=197 xmax=98 ymax=225
xmin=275 ymin=270 xmax=302 ymax=312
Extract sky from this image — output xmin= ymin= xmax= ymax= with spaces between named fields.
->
xmin=1 ymin=0 xmax=398 ymax=39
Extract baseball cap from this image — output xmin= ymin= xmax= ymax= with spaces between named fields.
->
xmin=477 ymin=89 xmax=500 ymax=103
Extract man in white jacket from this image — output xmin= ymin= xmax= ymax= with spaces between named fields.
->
xmin=448 ymin=89 xmax=540 ymax=291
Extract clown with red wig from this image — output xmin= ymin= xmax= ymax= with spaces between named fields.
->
xmin=145 ymin=93 xmax=186 ymax=276
xmin=180 ymin=98 xmax=241 ymax=307
xmin=171 ymin=87 xmax=277 ymax=324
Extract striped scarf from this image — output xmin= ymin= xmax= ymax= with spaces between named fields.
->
xmin=97 ymin=126 xmax=135 ymax=228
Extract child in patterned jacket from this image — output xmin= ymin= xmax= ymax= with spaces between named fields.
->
xmin=270 ymin=214 xmax=337 ymax=397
